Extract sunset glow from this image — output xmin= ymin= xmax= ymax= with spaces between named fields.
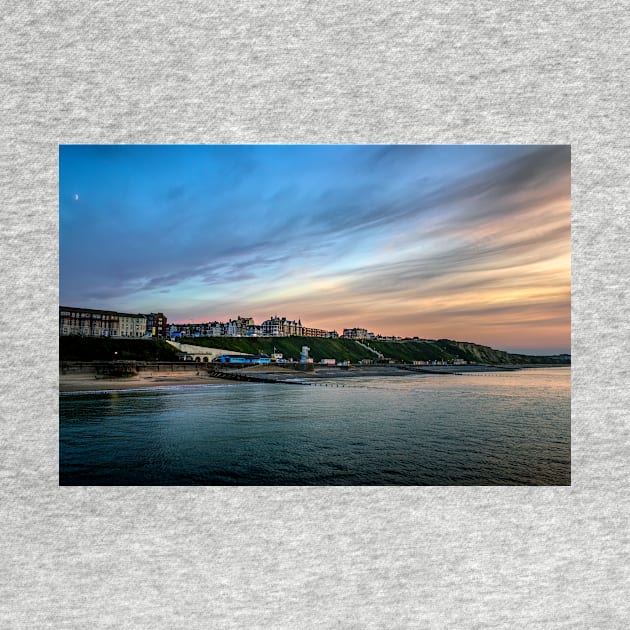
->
xmin=59 ymin=145 xmax=570 ymax=354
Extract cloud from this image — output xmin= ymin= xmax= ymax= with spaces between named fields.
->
xmin=59 ymin=145 xmax=570 ymax=351
xmin=305 ymin=146 xmax=569 ymax=241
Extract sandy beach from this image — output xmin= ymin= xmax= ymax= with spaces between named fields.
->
xmin=59 ymin=365 xmax=416 ymax=392
xmin=59 ymin=371 xmax=227 ymax=392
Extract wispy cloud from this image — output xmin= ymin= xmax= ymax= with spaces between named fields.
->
xmin=59 ymin=145 xmax=570 ymax=352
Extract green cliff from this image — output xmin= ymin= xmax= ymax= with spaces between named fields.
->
xmin=179 ymin=336 xmax=569 ymax=365
xmin=59 ymin=335 xmax=569 ymax=365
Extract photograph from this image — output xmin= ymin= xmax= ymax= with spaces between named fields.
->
xmin=59 ymin=144 xmax=571 ymax=485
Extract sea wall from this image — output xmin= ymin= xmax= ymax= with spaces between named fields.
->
xmin=60 ymin=361 xmax=203 ymax=375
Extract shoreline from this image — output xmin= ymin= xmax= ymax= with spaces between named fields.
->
xmin=60 ymin=364 xmax=569 ymax=393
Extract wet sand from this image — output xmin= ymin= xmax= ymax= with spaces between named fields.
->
xmin=246 ymin=365 xmax=420 ymax=379
xmin=60 ymin=363 xmax=563 ymax=392
xmin=59 ymin=366 xmax=416 ymax=391
xmin=249 ymin=364 xmax=555 ymax=380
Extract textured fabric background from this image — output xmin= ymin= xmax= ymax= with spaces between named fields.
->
xmin=1 ymin=2 xmax=628 ymax=627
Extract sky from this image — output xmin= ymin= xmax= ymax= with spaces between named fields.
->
xmin=59 ymin=144 xmax=571 ymax=355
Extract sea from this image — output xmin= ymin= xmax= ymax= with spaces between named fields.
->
xmin=59 ymin=367 xmax=570 ymax=485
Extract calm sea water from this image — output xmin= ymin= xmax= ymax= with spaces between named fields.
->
xmin=59 ymin=368 xmax=570 ymax=485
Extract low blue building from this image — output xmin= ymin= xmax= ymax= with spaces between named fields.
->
xmin=217 ymin=355 xmax=271 ymax=365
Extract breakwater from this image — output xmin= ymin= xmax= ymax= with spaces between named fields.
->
xmin=206 ymin=367 xmax=305 ymax=385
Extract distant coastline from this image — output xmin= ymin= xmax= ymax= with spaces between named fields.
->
xmin=59 ymin=335 xmax=570 ymax=366
xmin=59 ymin=333 xmax=570 ymax=394
xmin=59 ymin=362 xmax=570 ymax=394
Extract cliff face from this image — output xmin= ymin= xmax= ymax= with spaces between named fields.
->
xmin=427 ymin=340 xmax=569 ymax=365
xmin=432 ymin=340 xmax=514 ymax=364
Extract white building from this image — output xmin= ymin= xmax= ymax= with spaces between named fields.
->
xmin=343 ymin=328 xmax=369 ymax=340
xmin=118 ymin=313 xmax=147 ymax=338
xmin=261 ymin=316 xmax=303 ymax=336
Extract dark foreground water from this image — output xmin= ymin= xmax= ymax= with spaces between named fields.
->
xmin=59 ymin=368 xmax=570 ymax=485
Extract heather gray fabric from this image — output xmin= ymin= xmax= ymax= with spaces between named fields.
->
xmin=1 ymin=2 xmax=628 ymax=628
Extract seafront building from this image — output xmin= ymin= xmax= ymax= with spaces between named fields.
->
xmin=261 ymin=316 xmax=302 ymax=336
xmin=302 ymin=326 xmax=330 ymax=338
xmin=145 ymin=312 xmax=168 ymax=338
xmin=168 ymin=314 xmax=338 ymax=339
xmin=227 ymin=316 xmax=255 ymax=336
xmin=342 ymin=328 xmax=370 ymax=339
xmin=60 ymin=306 xmax=152 ymax=338
xmin=61 ymin=306 xmax=388 ymax=341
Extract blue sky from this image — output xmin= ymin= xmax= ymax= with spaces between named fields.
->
xmin=59 ymin=145 xmax=570 ymax=354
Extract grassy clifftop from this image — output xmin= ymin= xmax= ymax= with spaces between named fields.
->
xmin=179 ymin=336 xmax=372 ymax=363
xmin=181 ymin=336 xmax=569 ymax=365
xmin=59 ymin=335 xmax=569 ymax=364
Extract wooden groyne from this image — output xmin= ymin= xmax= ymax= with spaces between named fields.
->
xmin=396 ymin=365 xmax=456 ymax=375
xmin=206 ymin=367 xmax=306 ymax=384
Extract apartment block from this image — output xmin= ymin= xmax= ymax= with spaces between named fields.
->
xmin=261 ymin=316 xmax=303 ymax=337
xmin=302 ymin=326 xmax=328 ymax=338
xmin=145 ymin=312 xmax=168 ymax=338
xmin=60 ymin=306 xmax=147 ymax=338
xmin=342 ymin=328 xmax=369 ymax=339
